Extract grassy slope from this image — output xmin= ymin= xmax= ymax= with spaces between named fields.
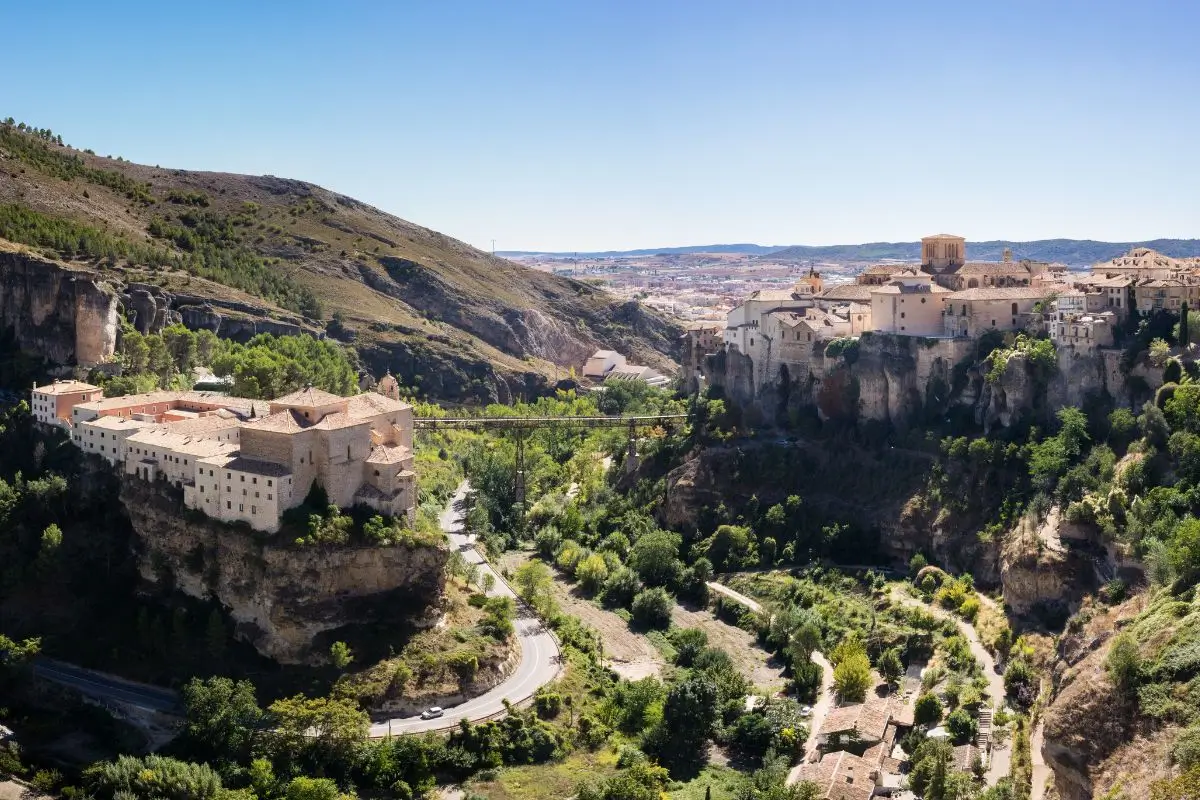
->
xmin=0 ymin=126 xmax=681 ymax=399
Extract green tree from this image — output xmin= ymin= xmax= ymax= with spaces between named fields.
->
xmin=945 ymin=707 xmax=977 ymax=743
xmin=602 ymin=566 xmax=641 ymax=607
xmin=631 ymin=587 xmax=673 ymax=629
xmin=1150 ymin=337 xmax=1171 ymax=368
xmin=833 ymin=651 xmax=872 ymax=702
xmin=668 ymin=627 xmax=709 ymax=667
xmin=914 ymin=692 xmax=944 ymax=727
xmin=263 ymin=695 xmax=369 ymax=775
xmin=878 ymin=647 xmax=904 ymax=688
xmin=482 ymin=595 xmax=516 ymax=639
xmin=629 ymin=529 xmax=682 ymax=587
xmin=330 ymin=641 xmax=354 ymax=670
xmin=0 ymin=634 xmax=41 ymax=686
xmin=285 ymin=776 xmax=347 ymax=800
xmin=180 ymin=677 xmax=264 ymax=765
xmin=647 ymin=675 xmax=719 ymax=775
xmin=1105 ymin=632 xmax=1142 ymax=695
xmin=513 ymin=559 xmax=554 ymax=611
xmin=700 ymin=524 xmax=756 ymax=571
xmin=36 ymin=523 xmax=62 ymax=574
xmin=576 ymin=552 xmax=610 ymax=594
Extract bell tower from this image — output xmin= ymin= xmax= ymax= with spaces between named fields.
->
xmin=921 ymin=234 xmax=966 ymax=272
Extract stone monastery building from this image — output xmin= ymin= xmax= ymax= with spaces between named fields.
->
xmin=35 ymin=383 xmax=417 ymax=534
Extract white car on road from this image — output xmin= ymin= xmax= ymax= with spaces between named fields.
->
xmin=420 ymin=706 xmax=444 ymax=720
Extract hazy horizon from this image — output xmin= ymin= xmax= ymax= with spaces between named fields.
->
xmin=4 ymin=1 xmax=1199 ymax=252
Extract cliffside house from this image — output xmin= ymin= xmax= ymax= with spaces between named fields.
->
xmin=815 ymin=284 xmax=873 ymax=333
xmin=941 ymin=286 xmax=1051 ymax=338
xmin=582 ymin=350 xmax=626 ymax=379
xmin=1050 ymin=309 xmax=1116 ymax=351
xmin=31 ymin=380 xmax=103 ymax=430
xmin=1133 ymin=277 xmax=1200 ymax=314
xmin=868 ymin=271 xmax=951 ymax=336
xmin=723 ymin=288 xmax=816 ymax=355
xmin=1071 ymin=274 xmax=1134 ymax=319
xmin=67 ymin=386 xmax=417 ymax=534
xmin=682 ymin=323 xmax=723 ymax=393
xmin=1092 ymin=246 xmax=1200 ymax=281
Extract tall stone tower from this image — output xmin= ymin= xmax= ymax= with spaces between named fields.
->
xmin=921 ymin=234 xmax=966 ymax=272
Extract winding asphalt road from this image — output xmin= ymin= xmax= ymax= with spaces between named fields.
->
xmin=32 ymin=658 xmax=182 ymax=714
xmin=368 ymin=481 xmax=562 ymax=737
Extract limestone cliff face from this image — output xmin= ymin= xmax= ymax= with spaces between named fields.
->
xmin=705 ymin=333 xmax=1159 ymax=432
xmin=0 ymin=248 xmax=120 ymax=365
xmin=121 ymin=479 xmax=448 ymax=664
xmin=0 ymin=247 xmax=325 ymax=371
xmin=999 ymin=507 xmax=1099 ymax=618
xmin=120 ymin=282 xmax=318 ymax=340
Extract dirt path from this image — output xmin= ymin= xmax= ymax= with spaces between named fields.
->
xmin=890 ymin=585 xmax=1009 ymax=784
xmin=707 ymin=581 xmax=763 ymax=612
xmin=0 ymin=780 xmax=52 ymax=800
xmin=1031 ymin=720 xmax=1051 ymax=800
xmin=785 ymin=650 xmax=835 ymax=785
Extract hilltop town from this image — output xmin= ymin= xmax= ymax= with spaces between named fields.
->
xmin=684 ymin=233 xmax=1200 ymax=400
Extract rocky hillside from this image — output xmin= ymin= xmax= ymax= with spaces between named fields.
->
xmin=0 ymin=121 xmax=681 ymax=401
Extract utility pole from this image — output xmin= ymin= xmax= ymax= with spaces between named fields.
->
xmin=491 ymin=239 xmax=496 ymax=255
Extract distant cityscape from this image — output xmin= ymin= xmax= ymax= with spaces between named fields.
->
xmin=510 ymin=251 xmax=870 ymax=325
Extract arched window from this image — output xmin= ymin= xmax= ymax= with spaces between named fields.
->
xmin=1011 ymin=302 xmax=1019 ymax=315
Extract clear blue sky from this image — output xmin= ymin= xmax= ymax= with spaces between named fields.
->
xmin=3 ymin=1 xmax=1198 ymax=252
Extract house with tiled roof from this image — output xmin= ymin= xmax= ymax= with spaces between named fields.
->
xmin=942 ymin=286 xmax=1053 ymax=338
xmin=31 ymin=379 xmax=102 ymax=430
xmin=869 ymin=272 xmax=952 ymax=336
xmin=795 ymin=750 xmax=876 ymax=800
xmin=68 ymin=380 xmax=417 ymax=534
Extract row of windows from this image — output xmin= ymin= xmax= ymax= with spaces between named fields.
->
xmin=199 ymin=484 xmax=274 ymax=501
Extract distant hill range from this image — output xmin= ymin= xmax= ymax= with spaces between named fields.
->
xmin=508 ymin=239 xmax=1200 ymax=266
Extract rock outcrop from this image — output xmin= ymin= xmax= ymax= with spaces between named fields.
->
xmin=0 ymin=246 xmax=120 ymax=366
xmin=120 ymin=282 xmax=318 ymax=341
xmin=1000 ymin=507 xmax=1099 ymax=619
xmin=121 ymin=479 xmax=448 ymax=664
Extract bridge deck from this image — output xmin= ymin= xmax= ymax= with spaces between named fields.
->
xmin=414 ymin=414 xmax=687 ymax=429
